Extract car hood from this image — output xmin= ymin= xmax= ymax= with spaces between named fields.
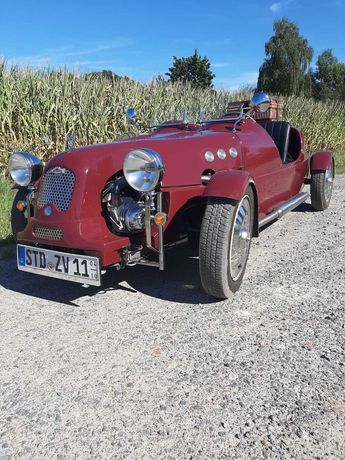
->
xmin=46 ymin=127 xmax=242 ymax=188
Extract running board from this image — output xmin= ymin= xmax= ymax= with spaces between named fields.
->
xmin=259 ymin=192 xmax=309 ymax=228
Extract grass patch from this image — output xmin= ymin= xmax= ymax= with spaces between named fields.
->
xmin=0 ymin=178 xmax=15 ymax=244
xmin=334 ymin=151 xmax=345 ymax=174
xmin=0 ymin=243 xmax=15 ymax=260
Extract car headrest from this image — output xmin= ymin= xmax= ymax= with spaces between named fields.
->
xmin=259 ymin=121 xmax=291 ymax=163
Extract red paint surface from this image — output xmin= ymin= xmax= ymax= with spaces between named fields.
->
xmin=204 ymin=170 xmax=253 ymax=201
xmin=18 ymin=117 xmax=327 ymax=267
xmin=310 ymin=150 xmax=333 ymax=172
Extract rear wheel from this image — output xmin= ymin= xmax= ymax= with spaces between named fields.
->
xmin=199 ymin=187 xmax=254 ymax=299
xmin=310 ymin=162 xmax=333 ymax=211
xmin=11 ymin=188 xmax=29 ymax=242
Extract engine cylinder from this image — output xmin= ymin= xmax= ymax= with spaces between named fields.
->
xmin=102 ymin=177 xmax=145 ymax=233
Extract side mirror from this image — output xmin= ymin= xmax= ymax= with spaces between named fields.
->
xmin=250 ymin=92 xmax=270 ymax=113
xmin=126 ymin=108 xmax=138 ymax=125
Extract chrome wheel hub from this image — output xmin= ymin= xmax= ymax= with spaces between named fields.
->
xmin=229 ymin=195 xmax=252 ymax=281
xmin=324 ymin=164 xmax=333 ymax=202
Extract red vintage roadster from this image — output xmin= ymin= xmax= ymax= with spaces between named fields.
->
xmin=8 ymin=93 xmax=334 ymax=299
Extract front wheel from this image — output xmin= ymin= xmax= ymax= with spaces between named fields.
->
xmin=310 ymin=162 xmax=334 ymax=211
xmin=199 ymin=187 xmax=254 ymax=299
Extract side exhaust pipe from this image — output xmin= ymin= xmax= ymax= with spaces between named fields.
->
xmin=259 ymin=192 xmax=309 ymax=228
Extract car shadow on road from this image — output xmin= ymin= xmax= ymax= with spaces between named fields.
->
xmin=259 ymin=201 xmax=315 ymax=232
xmin=0 ymin=243 xmax=215 ymax=306
xmin=291 ymin=202 xmax=315 ymax=213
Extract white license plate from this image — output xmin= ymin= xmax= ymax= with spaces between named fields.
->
xmin=17 ymin=245 xmax=101 ymax=286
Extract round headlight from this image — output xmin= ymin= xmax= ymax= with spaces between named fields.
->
xmin=124 ymin=148 xmax=164 ymax=192
xmin=8 ymin=152 xmax=42 ymax=187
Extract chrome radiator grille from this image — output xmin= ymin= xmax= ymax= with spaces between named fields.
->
xmin=37 ymin=167 xmax=75 ymax=211
xmin=34 ymin=227 xmax=63 ymax=240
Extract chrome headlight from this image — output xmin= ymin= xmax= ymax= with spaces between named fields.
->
xmin=123 ymin=148 xmax=164 ymax=192
xmin=8 ymin=152 xmax=43 ymax=187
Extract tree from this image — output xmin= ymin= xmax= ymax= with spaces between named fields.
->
xmin=313 ymin=49 xmax=345 ymax=101
xmin=86 ymin=70 xmax=132 ymax=82
xmin=257 ymin=18 xmax=313 ymax=96
xmin=166 ymin=50 xmax=215 ymax=89
xmin=86 ymin=70 xmax=118 ymax=79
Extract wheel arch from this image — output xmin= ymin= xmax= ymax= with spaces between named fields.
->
xmin=203 ymin=170 xmax=259 ymax=237
xmin=310 ymin=150 xmax=334 ymax=174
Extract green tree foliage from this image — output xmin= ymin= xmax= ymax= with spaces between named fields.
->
xmin=166 ymin=49 xmax=215 ymax=89
xmin=257 ymin=18 xmax=313 ymax=96
xmin=313 ymin=49 xmax=345 ymax=101
xmin=87 ymin=70 xmax=119 ymax=80
xmin=86 ymin=70 xmax=132 ymax=83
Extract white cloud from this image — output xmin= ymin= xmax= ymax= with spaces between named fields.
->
xmin=269 ymin=0 xmax=294 ymax=12
xmin=270 ymin=2 xmax=282 ymax=12
xmin=69 ymin=60 xmax=113 ymax=67
xmin=215 ymin=71 xmax=258 ymax=91
xmin=9 ymin=38 xmax=132 ymax=68
xmin=212 ymin=62 xmax=230 ymax=68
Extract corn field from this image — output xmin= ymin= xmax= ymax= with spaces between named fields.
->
xmin=0 ymin=62 xmax=344 ymax=175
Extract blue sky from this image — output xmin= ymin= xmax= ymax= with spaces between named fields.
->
xmin=1 ymin=0 xmax=344 ymax=89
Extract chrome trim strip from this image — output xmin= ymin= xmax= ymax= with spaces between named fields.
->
xmin=157 ymin=191 xmax=165 ymax=271
xmin=143 ymin=191 xmax=165 ymax=270
xmin=259 ymin=192 xmax=309 ymax=228
xmin=144 ymin=193 xmax=153 ymax=249
xmin=201 ymin=175 xmax=211 ymax=183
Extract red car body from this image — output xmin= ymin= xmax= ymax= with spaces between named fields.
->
xmin=12 ymin=94 xmax=334 ymax=297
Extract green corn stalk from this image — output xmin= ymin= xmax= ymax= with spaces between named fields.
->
xmin=0 ymin=61 xmax=344 ymax=176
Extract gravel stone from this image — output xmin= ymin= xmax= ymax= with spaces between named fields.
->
xmin=0 ymin=177 xmax=344 ymax=459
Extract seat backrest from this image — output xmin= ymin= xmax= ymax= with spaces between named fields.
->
xmin=259 ymin=121 xmax=291 ymax=163
xmin=287 ymin=127 xmax=302 ymax=162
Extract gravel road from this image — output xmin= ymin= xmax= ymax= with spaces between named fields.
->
xmin=0 ymin=177 xmax=344 ymax=459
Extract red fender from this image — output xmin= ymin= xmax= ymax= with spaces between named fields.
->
xmin=310 ymin=150 xmax=333 ymax=172
xmin=203 ymin=170 xmax=254 ymax=201
xmin=203 ymin=170 xmax=259 ymax=236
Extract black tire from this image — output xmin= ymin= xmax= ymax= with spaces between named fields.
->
xmin=310 ymin=163 xmax=333 ymax=211
xmin=11 ymin=188 xmax=29 ymax=242
xmin=199 ymin=187 xmax=254 ymax=299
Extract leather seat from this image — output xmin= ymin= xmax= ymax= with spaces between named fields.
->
xmin=259 ymin=121 xmax=291 ymax=163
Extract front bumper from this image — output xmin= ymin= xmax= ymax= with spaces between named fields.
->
xmin=18 ymin=191 xmax=166 ymax=270
xmin=18 ymin=213 xmax=130 ymax=267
